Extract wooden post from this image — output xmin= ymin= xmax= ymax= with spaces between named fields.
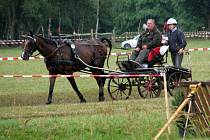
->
xmin=154 ymin=94 xmax=192 ymax=140
xmin=112 ymin=29 xmax=116 ymax=45
xmin=205 ymin=31 xmax=208 ymax=40
xmin=95 ymin=0 xmax=100 ymax=39
xmin=91 ymin=29 xmax=94 ymax=39
xmin=125 ymin=32 xmax=128 ymax=40
xmin=163 ymin=72 xmax=171 ymax=134
xmin=48 ymin=17 xmax=52 ymax=38
xmin=73 ymin=31 xmax=76 ymax=40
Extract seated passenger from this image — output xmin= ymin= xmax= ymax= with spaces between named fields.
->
xmin=130 ymin=19 xmax=162 ymax=65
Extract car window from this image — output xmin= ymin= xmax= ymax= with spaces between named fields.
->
xmin=134 ymin=35 xmax=140 ymax=40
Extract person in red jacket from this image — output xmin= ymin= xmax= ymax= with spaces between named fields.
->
xmin=163 ymin=17 xmax=170 ymax=35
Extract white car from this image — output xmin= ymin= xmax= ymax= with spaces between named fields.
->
xmin=121 ymin=35 xmax=168 ymax=49
xmin=121 ymin=35 xmax=140 ymax=49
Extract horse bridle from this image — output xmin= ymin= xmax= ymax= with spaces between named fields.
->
xmin=25 ymin=36 xmax=66 ymax=59
xmin=26 ymin=36 xmax=59 ymax=58
xmin=25 ymin=36 xmax=40 ymax=57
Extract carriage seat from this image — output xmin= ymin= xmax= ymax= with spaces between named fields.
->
xmin=139 ymin=35 xmax=169 ymax=68
xmin=141 ymin=45 xmax=169 ymax=68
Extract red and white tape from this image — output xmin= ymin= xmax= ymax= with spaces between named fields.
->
xmin=0 ymin=40 xmax=24 ymax=45
xmin=111 ymin=48 xmax=210 ymax=54
xmin=0 ymin=74 xmax=161 ymax=78
xmin=1 ymin=48 xmax=210 ymax=61
xmin=187 ymin=48 xmax=210 ymax=52
xmin=0 ymin=56 xmax=44 ymax=61
xmin=0 ymin=53 xmax=131 ymax=61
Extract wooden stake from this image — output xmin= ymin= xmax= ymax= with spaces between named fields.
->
xmin=163 ymin=72 xmax=171 ymax=135
xmin=154 ymin=94 xmax=192 ymax=140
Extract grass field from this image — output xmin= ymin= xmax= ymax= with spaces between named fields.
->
xmin=0 ymin=38 xmax=210 ymax=139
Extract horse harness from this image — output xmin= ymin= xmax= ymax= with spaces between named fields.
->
xmin=44 ymin=40 xmax=107 ymax=73
xmin=44 ymin=41 xmax=78 ymax=70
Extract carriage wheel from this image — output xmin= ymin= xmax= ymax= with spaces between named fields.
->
xmin=167 ymin=72 xmax=189 ymax=96
xmin=137 ymin=76 xmax=162 ymax=98
xmin=107 ymin=77 xmax=132 ymax=100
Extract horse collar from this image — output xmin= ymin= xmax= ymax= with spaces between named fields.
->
xmin=71 ymin=44 xmax=75 ymax=49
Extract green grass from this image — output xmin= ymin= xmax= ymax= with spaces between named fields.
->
xmin=0 ymin=99 xmax=180 ymax=140
xmin=0 ymin=39 xmax=210 ymax=139
xmin=182 ymin=38 xmax=210 ymax=80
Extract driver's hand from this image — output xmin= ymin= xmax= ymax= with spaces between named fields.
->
xmin=135 ymin=47 xmax=141 ymax=51
xmin=142 ymin=45 xmax=148 ymax=49
xmin=178 ymin=48 xmax=184 ymax=54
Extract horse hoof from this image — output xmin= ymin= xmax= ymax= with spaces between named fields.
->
xmin=80 ymin=99 xmax=86 ymax=103
xmin=46 ymin=101 xmax=52 ymax=104
xmin=99 ymin=96 xmax=105 ymax=102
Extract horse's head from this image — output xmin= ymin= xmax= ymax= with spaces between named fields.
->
xmin=21 ymin=35 xmax=37 ymax=60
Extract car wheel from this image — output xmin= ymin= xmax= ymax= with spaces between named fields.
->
xmin=124 ymin=43 xmax=131 ymax=49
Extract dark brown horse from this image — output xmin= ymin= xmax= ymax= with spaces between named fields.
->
xmin=21 ymin=33 xmax=112 ymax=104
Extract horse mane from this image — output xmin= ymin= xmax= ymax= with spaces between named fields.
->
xmin=35 ymin=35 xmax=57 ymax=46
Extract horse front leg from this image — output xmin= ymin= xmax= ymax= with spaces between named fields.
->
xmin=67 ymin=77 xmax=86 ymax=103
xmin=46 ymin=76 xmax=56 ymax=104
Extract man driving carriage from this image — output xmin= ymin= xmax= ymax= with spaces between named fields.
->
xmin=130 ymin=19 xmax=162 ymax=66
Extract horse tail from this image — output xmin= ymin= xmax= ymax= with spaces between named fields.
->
xmin=100 ymin=37 xmax=112 ymax=69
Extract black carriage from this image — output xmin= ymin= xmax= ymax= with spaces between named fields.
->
xmin=107 ymin=51 xmax=192 ymax=100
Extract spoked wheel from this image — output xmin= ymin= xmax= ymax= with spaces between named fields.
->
xmin=107 ymin=77 xmax=132 ymax=100
xmin=137 ymin=76 xmax=162 ymax=98
xmin=168 ymin=72 xmax=189 ymax=96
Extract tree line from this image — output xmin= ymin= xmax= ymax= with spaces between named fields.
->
xmin=0 ymin=0 xmax=209 ymax=39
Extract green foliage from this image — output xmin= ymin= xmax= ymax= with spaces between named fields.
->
xmin=0 ymin=0 xmax=209 ymax=38
xmin=171 ymin=87 xmax=198 ymax=137
xmin=171 ymin=88 xmax=185 ymax=108
xmin=0 ymin=39 xmax=210 ymax=139
xmin=22 ymin=0 xmax=53 ymax=31
xmin=172 ymin=0 xmax=208 ymax=31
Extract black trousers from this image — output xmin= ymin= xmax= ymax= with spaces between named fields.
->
xmin=171 ymin=53 xmax=183 ymax=68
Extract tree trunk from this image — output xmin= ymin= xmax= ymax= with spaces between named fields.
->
xmin=208 ymin=14 xmax=210 ymax=31
xmin=1 ymin=15 xmax=8 ymax=39
xmin=95 ymin=0 xmax=99 ymax=39
xmin=7 ymin=7 xmax=12 ymax=39
xmin=11 ymin=4 xmax=17 ymax=39
xmin=35 ymin=24 xmax=42 ymax=35
xmin=7 ymin=1 xmax=18 ymax=39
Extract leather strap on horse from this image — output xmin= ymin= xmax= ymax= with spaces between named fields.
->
xmin=45 ymin=44 xmax=66 ymax=59
xmin=32 ymin=52 xmax=41 ymax=58
xmin=45 ymin=59 xmax=75 ymax=67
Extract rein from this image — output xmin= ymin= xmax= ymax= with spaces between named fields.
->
xmin=45 ymin=47 xmax=60 ymax=59
xmin=43 ymin=44 xmax=66 ymax=59
xmin=32 ymin=52 xmax=41 ymax=58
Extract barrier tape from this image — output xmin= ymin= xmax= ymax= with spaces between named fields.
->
xmin=1 ymin=48 xmax=210 ymax=61
xmin=187 ymin=48 xmax=210 ymax=51
xmin=0 ymin=56 xmax=44 ymax=61
xmin=110 ymin=48 xmax=210 ymax=55
xmin=0 ymin=53 xmax=129 ymax=61
xmin=0 ymin=74 xmax=161 ymax=78
xmin=0 ymin=40 xmax=24 ymax=45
